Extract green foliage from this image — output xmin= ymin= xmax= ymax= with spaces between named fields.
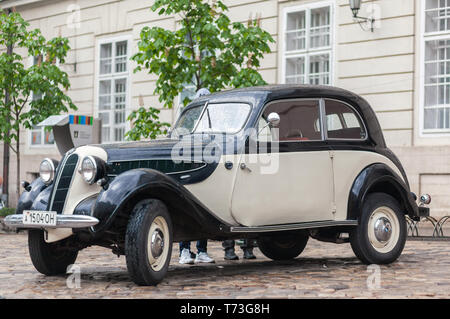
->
xmin=0 ymin=11 xmax=76 ymax=149
xmin=0 ymin=207 xmax=15 ymax=217
xmin=126 ymin=107 xmax=171 ymax=140
xmin=126 ymin=0 xmax=274 ymax=140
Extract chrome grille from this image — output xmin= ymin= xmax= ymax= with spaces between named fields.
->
xmin=49 ymin=153 xmax=79 ymax=214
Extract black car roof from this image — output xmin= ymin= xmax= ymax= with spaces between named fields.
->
xmin=184 ymin=85 xmax=386 ymax=147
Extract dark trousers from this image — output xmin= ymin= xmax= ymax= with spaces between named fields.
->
xmin=179 ymin=240 xmax=207 ymax=254
xmin=222 ymin=239 xmax=254 ymax=250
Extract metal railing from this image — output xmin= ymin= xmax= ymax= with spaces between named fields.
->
xmin=407 ymin=216 xmax=450 ymax=240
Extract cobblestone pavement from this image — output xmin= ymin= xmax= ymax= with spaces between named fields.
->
xmin=0 ymin=233 xmax=449 ymax=299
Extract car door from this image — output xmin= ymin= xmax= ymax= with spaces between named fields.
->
xmin=321 ymin=99 xmax=373 ymax=221
xmin=230 ymin=99 xmax=335 ymax=227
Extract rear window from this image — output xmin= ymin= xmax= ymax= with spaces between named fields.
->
xmin=324 ymin=100 xmax=366 ymax=140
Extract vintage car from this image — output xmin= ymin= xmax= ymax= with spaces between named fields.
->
xmin=5 ymin=85 xmax=430 ymax=286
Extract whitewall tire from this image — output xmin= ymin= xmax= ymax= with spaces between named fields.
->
xmin=350 ymin=193 xmax=406 ymax=264
xmin=125 ymin=199 xmax=173 ymax=286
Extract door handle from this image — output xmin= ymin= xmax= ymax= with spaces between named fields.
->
xmin=240 ymin=163 xmax=252 ymax=173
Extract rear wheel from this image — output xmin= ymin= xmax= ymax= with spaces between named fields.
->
xmin=28 ymin=229 xmax=78 ymax=275
xmin=350 ymin=193 xmax=406 ymax=264
xmin=257 ymin=232 xmax=309 ymax=260
xmin=125 ymin=199 xmax=173 ymax=286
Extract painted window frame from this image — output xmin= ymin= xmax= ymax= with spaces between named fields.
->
xmin=281 ymin=1 xmax=335 ymax=86
xmin=96 ymin=35 xmax=131 ymax=143
xmin=420 ymin=0 xmax=450 ymax=136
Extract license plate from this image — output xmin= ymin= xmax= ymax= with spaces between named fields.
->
xmin=23 ymin=210 xmax=57 ymax=227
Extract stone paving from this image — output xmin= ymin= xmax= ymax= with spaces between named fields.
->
xmin=0 ymin=233 xmax=449 ymax=299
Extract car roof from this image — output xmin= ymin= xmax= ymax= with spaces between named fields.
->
xmin=183 ymin=85 xmax=386 ymax=147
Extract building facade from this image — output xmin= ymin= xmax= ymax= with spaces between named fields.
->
xmin=0 ymin=0 xmax=449 ymax=217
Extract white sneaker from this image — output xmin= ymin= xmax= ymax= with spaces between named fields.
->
xmin=179 ymin=248 xmax=194 ymax=264
xmin=195 ymin=252 xmax=215 ymax=263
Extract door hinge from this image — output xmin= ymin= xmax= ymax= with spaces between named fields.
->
xmin=329 ymin=151 xmax=335 ymax=159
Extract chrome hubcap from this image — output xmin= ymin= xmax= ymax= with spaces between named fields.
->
xmin=147 ymin=216 xmax=170 ymax=271
xmin=151 ymin=229 xmax=164 ymax=258
xmin=374 ymin=217 xmax=392 ymax=243
xmin=368 ymin=206 xmax=400 ymax=253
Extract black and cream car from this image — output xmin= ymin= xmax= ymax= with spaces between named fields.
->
xmin=6 ymin=85 xmax=430 ymax=286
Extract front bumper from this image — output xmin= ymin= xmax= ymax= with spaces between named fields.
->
xmin=4 ymin=214 xmax=99 ymax=229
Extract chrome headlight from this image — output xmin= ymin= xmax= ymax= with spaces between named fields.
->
xmin=79 ymin=156 xmax=105 ymax=184
xmin=39 ymin=158 xmax=58 ymax=185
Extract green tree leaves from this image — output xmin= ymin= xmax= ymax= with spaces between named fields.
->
xmin=126 ymin=107 xmax=170 ymax=141
xmin=0 ymin=10 xmax=76 ymax=197
xmin=126 ymin=0 xmax=274 ymax=141
xmin=0 ymin=11 xmax=76 ymax=148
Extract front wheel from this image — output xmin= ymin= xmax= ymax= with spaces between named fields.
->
xmin=125 ymin=199 xmax=173 ymax=286
xmin=350 ymin=192 xmax=407 ymax=264
xmin=257 ymin=232 xmax=309 ymax=260
xmin=28 ymin=229 xmax=78 ymax=275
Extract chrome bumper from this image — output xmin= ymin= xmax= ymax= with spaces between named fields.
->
xmin=4 ymin=214 xmax=99 ymax=229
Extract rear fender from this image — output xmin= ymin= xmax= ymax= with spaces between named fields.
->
xmin=348 ymin=163 xmax=419 ymax=221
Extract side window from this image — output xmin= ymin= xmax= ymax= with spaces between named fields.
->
xmin=260 ymin=100 xmax=321 ymax=141
xmin=324 ymin=100 xmax=366 ymax=140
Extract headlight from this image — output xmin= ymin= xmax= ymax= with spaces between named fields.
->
xmin=39 ymin=158 xmax=57 ymax=185
xmin=79 ymin=156 xmax=105 ymax=184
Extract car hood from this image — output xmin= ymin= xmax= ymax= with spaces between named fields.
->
xmin=95 ymin=136 xmax=222 ymax=163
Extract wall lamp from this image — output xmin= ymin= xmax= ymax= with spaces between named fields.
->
xmin=349 ymin=0 xmax=375 ymax=32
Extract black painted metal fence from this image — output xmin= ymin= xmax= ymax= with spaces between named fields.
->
xmin=406 ymin=216 xmax=450 ymax=240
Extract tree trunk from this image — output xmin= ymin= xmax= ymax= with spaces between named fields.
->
xmin=16 ymin=134 xmax=20 ymax=200
xmin=2 ymin=140 xmax=9 ymax=207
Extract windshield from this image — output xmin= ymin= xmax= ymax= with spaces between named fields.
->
xmin=175 ymin=102 xmax=251 ymax=134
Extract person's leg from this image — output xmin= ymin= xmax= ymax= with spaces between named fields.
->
xmin=179 ymin=241 xmax=190 ymax=254
xmin=240 ymin=239 xmax=256 ymax=259
xmin=196 ymin=239 xmax=207 ymax=253
xmin=195 ymin=240 xmax=215 ymax=263
xmin=222 ymin=240 xmax=235 ymax=250
xmin=179 ymin=241 xmax=194 ymax=264
xmin=223 ymin=240 xmax=239 ymax=260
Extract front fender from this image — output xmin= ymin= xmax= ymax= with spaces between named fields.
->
xmin=348 ymin=163 xmax=419 ymax=221
xmin=90 ymin=168 xmax=230 ymax=237
xmin=16 ymin=178 xmax=48 ymax=214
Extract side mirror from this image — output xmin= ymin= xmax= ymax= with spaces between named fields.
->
xmin=267 ymin=112 xmax=280 ymax=127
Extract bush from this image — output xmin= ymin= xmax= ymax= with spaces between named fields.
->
xmin=0 ymin=207 xmax=16 ymax=217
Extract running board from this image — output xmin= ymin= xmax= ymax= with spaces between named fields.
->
xmin=229 ymin=220 xmax=358 ymax=233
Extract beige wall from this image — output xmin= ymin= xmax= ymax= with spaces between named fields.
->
xmin=0 ymin=0 xmax=449 ymax=217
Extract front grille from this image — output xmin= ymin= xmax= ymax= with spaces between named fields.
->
xmin=49 ymin=153 xmax=79 ymax=214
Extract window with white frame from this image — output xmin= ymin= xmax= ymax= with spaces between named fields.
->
xmin=98 ymin=39 xmax=129 ymax=142
xmin=30 ymin=55 xmax=55 ymax=146
xmin=423 ymin=0 xmax=450 ymax=131
xmin=283 ymin=3 xmax=332 ymax=85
